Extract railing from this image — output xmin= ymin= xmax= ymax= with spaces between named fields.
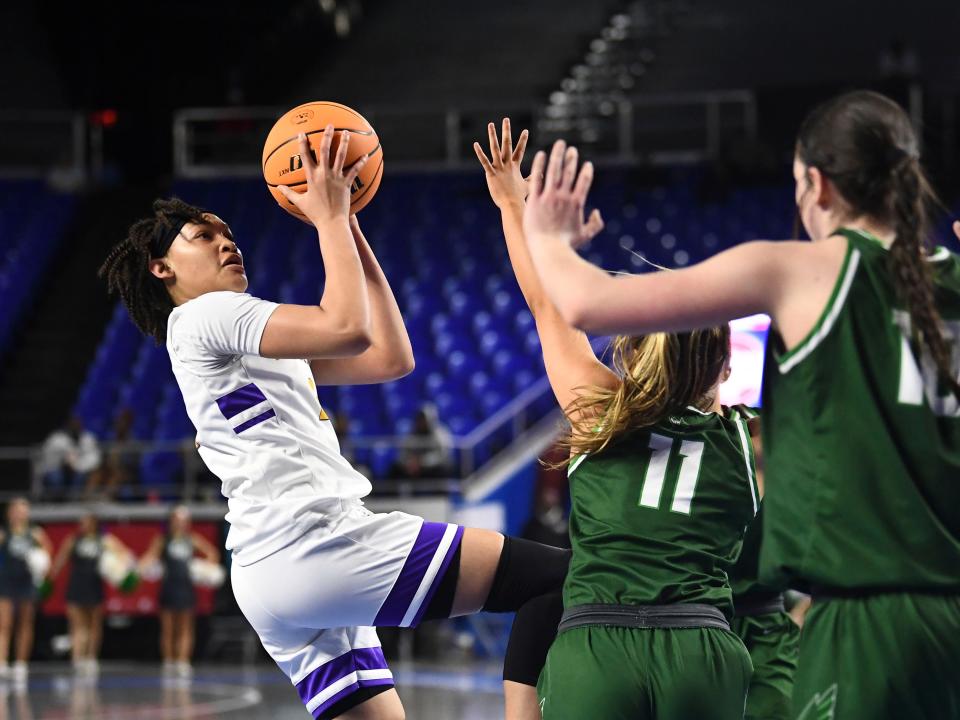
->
xmin=346 ymin=372 xmax=553 ymax=479
xmin=171 ymin=92 xmax=759 ymax=176
xmin=0 ymin=111 xmax=92 ymax=184
xmin=2 ymin=372 xmax=556 ymax=503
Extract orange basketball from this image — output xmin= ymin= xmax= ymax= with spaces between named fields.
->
xmin=262 ymin=101 xmax=383 ymax=221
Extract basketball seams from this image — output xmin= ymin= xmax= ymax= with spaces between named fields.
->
xmin=262 ymin=128 xmax=375 ymax=172
xmin=349 ymin=156 xmax=384 ymax=209
xmin=297 ymin=101 xmax=370 ymax=126
xmin=264 ymin=102 xmax=381 ymax=217
xmin=269 ymin=156 xmax=382 ymax=217
xmin=265 ymin=144 xmax=382 ymax=189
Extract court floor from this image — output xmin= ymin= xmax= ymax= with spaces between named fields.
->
xmin=0 ymin=661 xmax=506 ymax=719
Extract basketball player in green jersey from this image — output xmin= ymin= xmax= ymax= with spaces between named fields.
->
xmin=523 ymin=91 xmax=960 ymax=720
xmin=476 ymin=120 xmax=758 ymax=720
xmin=729 ymin=465 xmax=801 ymax=719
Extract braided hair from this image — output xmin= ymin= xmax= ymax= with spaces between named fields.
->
xmin=98 ymin=198 xmax=206 ymax=343
xmin=796 ymin=90 xmax=959 ymax=398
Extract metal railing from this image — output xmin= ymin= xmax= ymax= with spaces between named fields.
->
xmin=172 ymin=91 xmax=759 ymax=176
xmin=345 ymin=372 xmax=554 ymax=478
xmin=0 ymin=110 xmax=91 ymax=183
xmin=2 ymin=372 xmax=556 ymax=503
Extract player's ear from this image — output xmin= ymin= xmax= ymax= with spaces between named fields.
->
xmin=805 ymin=166 xmax=832 ymax=210
xmin=149 ymin=258 xmax=174 ymax=281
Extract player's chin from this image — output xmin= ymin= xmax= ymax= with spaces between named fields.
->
xmin=220 ymin=272 xmax=249 ymax=293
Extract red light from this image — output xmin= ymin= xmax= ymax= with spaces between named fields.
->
xmin=90 ymin=109 xmax=118 ymax=128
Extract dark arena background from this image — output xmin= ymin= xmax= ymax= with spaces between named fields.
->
xmin=0 ymin=1 xmax=958 ymax=718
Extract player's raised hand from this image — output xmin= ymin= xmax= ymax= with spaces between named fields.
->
xmin=473 ymin=118 xmax=530 ymax=209
xmin=953 ymin=221 xmax=960 ymax=243
xmin=278 ymin=126 xmax=368 ymax=227
xmin=523 ymin=140 xmax=603 ymax=249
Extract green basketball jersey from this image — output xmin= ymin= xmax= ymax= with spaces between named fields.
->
xmin=729 ymin=505 xmax=780 ymax=600
xmin=564 ymin=406 xmax=760 ymax=617
xmin=723 ymin=406 xmax=780 ymax=601
xmin=760 ymin=228 xmax=960 ymax=591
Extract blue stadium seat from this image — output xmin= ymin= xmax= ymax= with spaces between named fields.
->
xmin=0 ymin=181 xmax=76 ymax=358
xmin=70 ymin=172 xmax=807 ymax=483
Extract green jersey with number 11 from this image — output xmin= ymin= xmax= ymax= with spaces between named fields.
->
xmin=564 ymin=406 xmax=760 ymax=618
xmin=760 ymin=228 xmax=960 ymax=592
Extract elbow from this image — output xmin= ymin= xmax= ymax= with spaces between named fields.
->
xmin=395 ymin=351 xmax=416 ymax=379
xmin=556 ymin=292 xmax=594 ymax=332
xmin=381 ymin=348 xmax=416 ymax=382
xmin=345 ymin=326 xmax=374 ymax=355
xmin=331 ymin=321 xmax=373 ymax=356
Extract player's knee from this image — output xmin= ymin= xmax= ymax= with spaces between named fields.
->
xmin=482 ymin=537 xmax=570 ymax=613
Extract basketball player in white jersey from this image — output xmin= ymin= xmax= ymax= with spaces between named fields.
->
xmin=99 ymin=126 xmax=568 ymax=720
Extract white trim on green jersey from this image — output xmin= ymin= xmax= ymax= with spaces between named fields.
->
xmin=733 ymin=416 xmax=759 ymax=514
xmin=778 ymin=248 xmax=861 ymax=374
xmin=568 ymin=453 xmax=588 ymax=477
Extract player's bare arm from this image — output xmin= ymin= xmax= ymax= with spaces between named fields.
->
xmin=523 ymin=140 xmax=849 ymax=353
xmin=260 ymin=127 xmax=373 ymax=360
xmin=475 ymin=119 xmax=616 ymax=419
xmin=309 ymin=215 xmax=415 ymax=385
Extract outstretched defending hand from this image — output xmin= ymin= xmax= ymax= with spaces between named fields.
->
xmin=473 ymin=118 xmax=530 ymax=210
xmin=953 ymin=221 xmax=960 ymax=243
xmin=278 ymin=125 xmax=368 ymax=227
xmin=523 ymin=140 xmax=603 ymax=249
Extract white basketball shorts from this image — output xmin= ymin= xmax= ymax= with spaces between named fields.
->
xmin=231 ymin=502 xmax=464 ymax=718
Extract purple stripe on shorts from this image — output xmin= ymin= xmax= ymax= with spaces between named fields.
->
xmin=310 ymin=678 xmax=396 ymax=718
xmin=216 ymin=383 xmax=267 ymax=420
xmin=310 ymin=681 xmax=360 ymax=719
xmin=234 ymin=408 xmax=275 ymax=434
xmin=412 ymin=525 xmax=464 ymax=627
xmin=373 ymin=521 xmax=447 ymax=626
xmin=296 ymin=647 xmax=389 ymax=706
xmin=359 ymin=677 xmax=395 ymax=690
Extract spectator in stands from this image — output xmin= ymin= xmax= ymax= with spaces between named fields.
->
xmin=390 ymin=404 xmax=454 ymax=479
xmin=332 ymin=411 xmax=371 ymax=478
xmin=84 ymin=409 xmax=139 ymax=500
xmin=521 ymin=479 xmax=570 ymax=550
xmin=0 ymin=498 xmax=53 ymax=683
xmin=138 ymin=506 xmax=219 ymax=680
xmin=38 ymin=416 xmax=102 ymax=501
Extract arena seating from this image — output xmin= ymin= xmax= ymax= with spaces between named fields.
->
xmin=71 ymin=171 xmax=797 ymax=492
xmin=0 ymin=180 xmax=75 ymax=359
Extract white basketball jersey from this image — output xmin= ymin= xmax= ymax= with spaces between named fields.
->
xmin=166 ymin=291 xmax=372 ymax=566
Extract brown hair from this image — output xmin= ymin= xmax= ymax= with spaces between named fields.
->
xmin=558 ymin=326 xmax=731 ymax=461
xmin=796 ymin=90 xmax=958 ymax=397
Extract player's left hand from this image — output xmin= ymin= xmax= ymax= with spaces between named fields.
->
xmin=953 ymin=220 xmax=960 ymax=243
xmin=523 ymin=140 xmax=603 ymax=250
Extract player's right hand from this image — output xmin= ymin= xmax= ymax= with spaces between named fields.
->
xmin=278 ymin=126 xmax=368 ymax=228
xmin=474 ymin=118 xmax=530 ymax=210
